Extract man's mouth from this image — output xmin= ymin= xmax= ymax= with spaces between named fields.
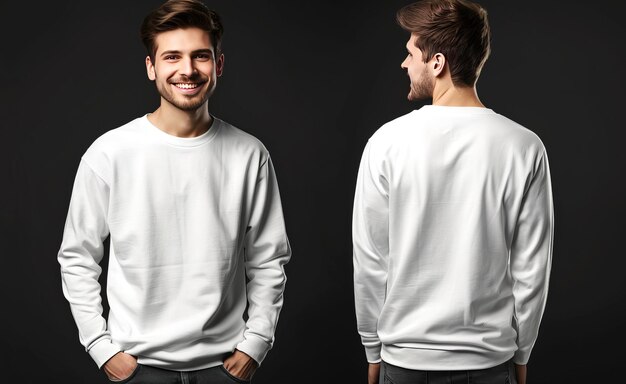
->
xmin=173 ymin=82 xmax=203 ymax=89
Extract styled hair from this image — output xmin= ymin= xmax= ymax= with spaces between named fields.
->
xmin=140 ymin=0 xmax=223 ymax=60
xmin=396 ymin=0 xmax=491 ymax=87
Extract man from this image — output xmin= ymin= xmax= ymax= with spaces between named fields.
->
xmin=57 ymin=0 xmax=291 ymax=382
xmin=352 ymin=1 xmax=553 ymax=383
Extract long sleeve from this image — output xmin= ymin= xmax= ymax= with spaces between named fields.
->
xmin=510 ymin=149 xmax=554 ymax=365
xmin=57 ymin=159 xmax=121 ymax=368
xmin=237 ymin=155 xmax=291 ymax=365
xmin=352 ymin=141 xmax=389 ymax=363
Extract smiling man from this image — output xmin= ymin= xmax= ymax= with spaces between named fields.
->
xmin=352 ymin=1 xmax=554 ymax=384
xmin=57 ymin=1 xmax=291 ymax=383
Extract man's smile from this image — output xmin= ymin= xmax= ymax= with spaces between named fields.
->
xmin=173 ymin=82 xmax=201 ymax=89
xmin=170 ymin=80 xmax=207 ymax=94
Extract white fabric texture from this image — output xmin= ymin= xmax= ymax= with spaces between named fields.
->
xmin=353 ymin=106 xmax=553 ymax=370
xmin=58 ymin=115 xmax=291 ymax=370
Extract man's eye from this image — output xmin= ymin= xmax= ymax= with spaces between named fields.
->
xmin=165 ymin=55 xmax=178 ymax=60
xmin=195 ymin=54 xmax=210 ymax=60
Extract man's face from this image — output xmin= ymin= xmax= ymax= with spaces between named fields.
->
xmin=146 ymin=27 xmax=224 ymax=111
xmin=400 ymin=34 xmax=434 ymax=101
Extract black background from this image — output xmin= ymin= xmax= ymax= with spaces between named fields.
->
xmin=2 ymin=1 xmax=625 ymax=383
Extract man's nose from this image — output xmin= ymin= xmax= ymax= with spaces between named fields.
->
xmin=179 ymin=57 xmax=197 ymax=77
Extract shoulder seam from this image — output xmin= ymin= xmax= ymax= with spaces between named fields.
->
xmin=80 ymin=157 xmax=111 ymax=188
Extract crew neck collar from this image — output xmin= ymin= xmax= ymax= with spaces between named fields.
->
xmin=141 ymin=114 xmax=220 ymax=147
xmin=418 ymin=105 xmax=495 ymax=115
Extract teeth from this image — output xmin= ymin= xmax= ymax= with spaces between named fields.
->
xmin=175 ymin=83 xmax=199 ymax=89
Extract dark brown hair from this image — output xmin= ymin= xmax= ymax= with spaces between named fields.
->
xmin=140 ymin=0 xmax=223 ymax=60
xmin=396 ymin=0 xmax=491 ymax=87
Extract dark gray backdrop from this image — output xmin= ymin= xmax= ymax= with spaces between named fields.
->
xmin=2 ymin=0 xmax=624 ymax=383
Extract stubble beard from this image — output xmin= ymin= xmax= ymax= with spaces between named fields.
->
xmin=156 ymin=76 xmax=214 ymax=112
xmin=408 ymin=67 xmax=434 ymax=101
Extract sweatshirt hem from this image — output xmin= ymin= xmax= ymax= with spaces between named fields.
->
xmin=382 ymin=345 xmax=514 ymax=371
xmin=135 ymin=357 xmax=224 ymax=372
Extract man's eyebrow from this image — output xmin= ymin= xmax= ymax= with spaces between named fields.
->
xmin=192 ymin=49 xmax=213 ymax=54
xmin=160 ymin=50 xmax=181 ymax=57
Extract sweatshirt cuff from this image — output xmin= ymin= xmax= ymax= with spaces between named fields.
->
xmin=88 ymin=339 xmax=122 ymax=368
xmin=236 ymin=335 xmax=272 ymax=366
xmin=365 ymin=344 xmax=382 ymax=363
xmin=513 ymin=349 xmax=530 ymax=365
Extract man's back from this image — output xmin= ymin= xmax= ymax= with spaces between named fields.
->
xmin=353 ymin=105 xmax=553 ymax=370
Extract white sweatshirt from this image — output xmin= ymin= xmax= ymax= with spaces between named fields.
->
xmin=353 ymin=106 xmax=553 ymax=370
xmin=58 ymin=114 xmax=291 ymax=370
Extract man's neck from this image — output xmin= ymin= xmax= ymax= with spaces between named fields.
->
xmin=431 ymin=79 xmax=485 ymax=107
xmin=147 ymin=102 xmax=213 ymax=138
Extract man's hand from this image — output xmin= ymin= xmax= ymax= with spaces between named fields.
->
xmin=223 ymin=349 xmax=258 ymax=381
xmin=103 ymin=352 xmax=138 ymax=381
xmin=515 ymin=364 xmax=527 ymax=384
xmin=368 ymin=363 xmax=381 ymax=384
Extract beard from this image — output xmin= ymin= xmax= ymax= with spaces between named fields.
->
xmin=408 ymin=66 xmax=434 ymax=101
xmin=155 ymin=75 xmax=214 ymax=111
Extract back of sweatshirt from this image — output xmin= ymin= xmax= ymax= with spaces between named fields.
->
xmin=353 ymin=106 xmax=553 ymax=370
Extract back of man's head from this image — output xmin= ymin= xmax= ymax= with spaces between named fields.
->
xmin=397 ymin=0 xmax=491 ymax=87
xmin=140 ymin=0 xmax=223 ymax=61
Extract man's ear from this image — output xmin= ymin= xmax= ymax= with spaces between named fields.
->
xmin=216 ymin=53 xmax=225 ymax=77
xmin=431 ymin=53 xmax=446 ymax=77
xmin=146 ymin=56 xmax=156 ymax=81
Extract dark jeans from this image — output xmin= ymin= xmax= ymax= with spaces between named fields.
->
xmin=109 ymin=364 xmax=251 ymax=384
xmin=381 ymin=360 xmax=517 ymax=384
